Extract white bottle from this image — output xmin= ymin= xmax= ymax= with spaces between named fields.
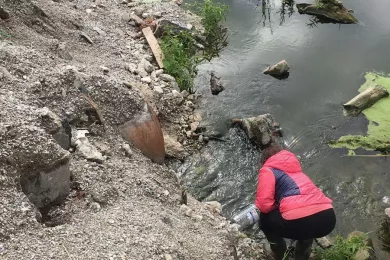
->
xmin=231 ymin=204 xmax=261 ymax=231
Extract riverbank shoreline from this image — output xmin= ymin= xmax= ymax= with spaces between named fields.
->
xmin=0 ymin=0 xmax=267 ymax=259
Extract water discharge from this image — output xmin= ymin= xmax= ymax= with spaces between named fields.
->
xmin=177 ymin=0 xmax=390 ymax=256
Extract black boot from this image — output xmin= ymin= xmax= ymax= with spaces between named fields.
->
xmin=264 ymin=231 xmax=287 ymax=260
xmin=294 ymin=239 xmax=313 ymax=260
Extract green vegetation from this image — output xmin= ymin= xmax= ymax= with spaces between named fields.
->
xmin=0 ymin=31 xmax=11 ymax=38
xmin=330 ymin=72 xmax=390 ymax=153
xmin=161 ymin=0 xmax=228 ymax=92
xmin=314 ymin=235 xmax=369 ymax=260
xmin=193 ymin=0 xmax=229 ymax=61
xmin=161 ymin=30 xmax=198 ymax=92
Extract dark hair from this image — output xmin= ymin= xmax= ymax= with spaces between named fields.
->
xmin=260 ymin=143 xmax=282 ymax=165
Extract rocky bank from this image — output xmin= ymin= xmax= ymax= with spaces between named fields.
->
xmin=0 ymin=0 xmax=267 ymax=259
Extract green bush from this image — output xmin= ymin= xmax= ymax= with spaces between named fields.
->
xmin=193 ymin=0 xmax=229 ymax=61
xmin=314 ymin=235 xmax=368 ymax=260
xmin=161 ymin=0 xmax=228 ymax=92
xmin=161 ymin=30 xmax=198 ymax=92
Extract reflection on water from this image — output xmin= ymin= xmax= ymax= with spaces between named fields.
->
xmin=278 ymin=0 xmax=295 ymax=26
xmin=180 ymin=0 xmax=390 ymax=257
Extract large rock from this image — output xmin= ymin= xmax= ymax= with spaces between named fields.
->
xmin=263 ymin=60 xmax=290 ymax=77
xmin=0 ymin=95 xmax=71 ymax=209
xmin=233 ymin=113 xmax=281 ymax=148
xmin=296 ymin=2 xmax=358 ymax=24
xmin=75 ymin=130 xmax=105 ymax=163
xmin=347 ymin=231 xmax=376 ymax=260
xmin=154 ymin=19 xmax=190 ymax=38
xmin=164 ymin=133 xmax=184 ymax=158
xmin=20 ymin=156 xmax=71 ymax=209
xmin=38 ymin=107 xmax=71 ymax=150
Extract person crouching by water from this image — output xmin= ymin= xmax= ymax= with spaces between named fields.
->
xmin=255 ymin=143 xmax=336 ymax=260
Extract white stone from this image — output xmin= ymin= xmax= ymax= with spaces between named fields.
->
xmin=141 ymin=77 xmax=152 ymax=84
xmin=143 ymin=59 xmax=154 ymax=73
xmin=263 ymin=60 xmax=290 ymax=76
xmin=164 ymin=134 xmax=184 ymax=158
xmin=154 ymin=11 xmax=162 ymax=18
xmin=76 ymin=136 xmax=105 ymax=163
xmin=155 ymin=69 xmax=164 ymax=77
xmin=153 ymin=85 xmax=164 ymax=94
xmin=151 ymin=71 xmax=157 ymax=81
xmin=143 ymin=54 xmax=153 ymax=61
xmin=126 ymin=63 xmax=138 ymax=74
xmin=385 ymin=208 xmax=390 ymax=218
xmin=159 ymin=74 xmax=176 ymax=82
xmin=181 ymin=90 xmax=189 ymax=98
xmin=172 ymin=89 xmax=182 ymax=98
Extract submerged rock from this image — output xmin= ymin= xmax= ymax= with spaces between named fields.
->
xmin=296 ymin=1 xmax=358 ymax=24
xmin=210 ymin=72 xmax=225 ymax=95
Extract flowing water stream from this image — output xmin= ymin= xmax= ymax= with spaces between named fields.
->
xmin=177 ymin=0 xmax=390 ymax=255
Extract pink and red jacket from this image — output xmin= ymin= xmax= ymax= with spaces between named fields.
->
xmin=255 ymin=150 xmax=333 ymax=220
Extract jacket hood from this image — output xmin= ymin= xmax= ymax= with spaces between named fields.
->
xmin=263 ymin=150 xmax=302 ymax=173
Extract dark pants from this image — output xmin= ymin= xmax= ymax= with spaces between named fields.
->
xmin=261 ymin=208 xmax=336 ymax=260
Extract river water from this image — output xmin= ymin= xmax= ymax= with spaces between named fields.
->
xmin=177 ymin=0 xmax=390 ymax=254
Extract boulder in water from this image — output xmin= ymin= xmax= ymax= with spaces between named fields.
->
xmin=263 ymin=60 xmax=290 ymax=77
xmin=210 ymin=72 xmax=225 ymax=95
xmin=296 ymin=1 xmax=358 ymax=24
xmin=232 ymin=113 xmax=282 ymax=148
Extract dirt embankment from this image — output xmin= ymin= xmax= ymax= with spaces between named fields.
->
xmin=0 ymin=0 xmax=267 ymax=259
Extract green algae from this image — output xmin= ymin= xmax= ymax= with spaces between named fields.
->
xmin=330 ymin=72 xmax=390 ymax=152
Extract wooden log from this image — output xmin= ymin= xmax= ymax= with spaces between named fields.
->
xmin=343 ymin=85 xmax=389 ymax=116
xmin=142 ymin=27 xmax=164 ymax=68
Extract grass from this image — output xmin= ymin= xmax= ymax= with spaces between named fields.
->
xmin=314 ymin=234 xmax=369 ymax=260
xmin=161 ymin=0 xmax=228 ymax=92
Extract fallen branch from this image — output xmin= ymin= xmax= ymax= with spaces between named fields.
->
xmin=343 ymin=85 xmax=389 ymax=116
